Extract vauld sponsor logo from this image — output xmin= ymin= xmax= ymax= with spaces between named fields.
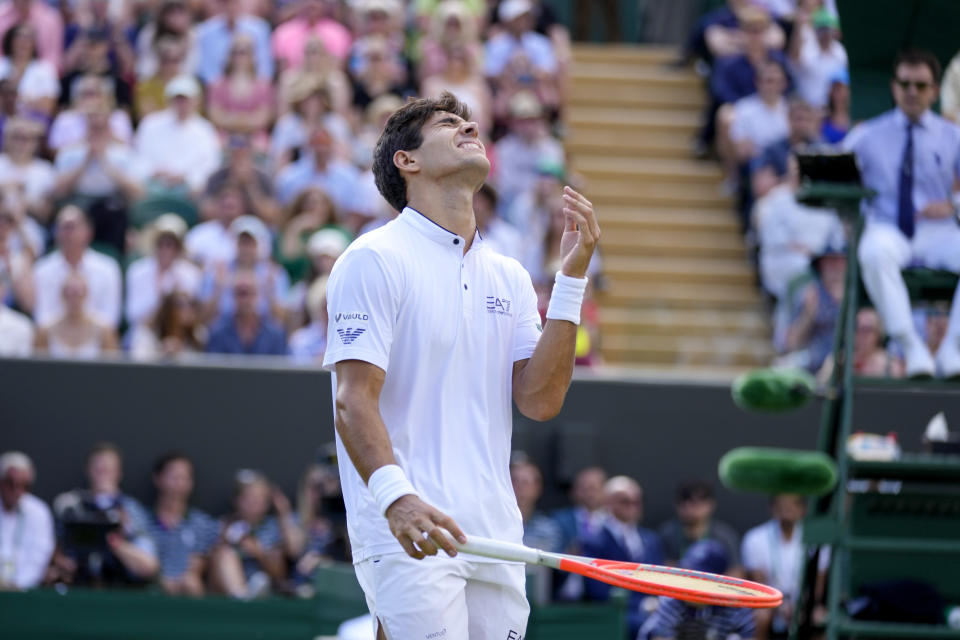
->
xmin=426 ymin=627 xmax=447 ymax=639
xmin=486 ymin=296 xmax=512 ymax=316
xmin=337 ymin=327 xmax=366 ymax=344
xmin=335 ymin=312 xmax=369 ymax=323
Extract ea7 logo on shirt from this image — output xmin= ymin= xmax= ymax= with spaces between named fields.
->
xmin=486 ymin=296 xmax=512 ymax=316
xmin=336 ymin=327 xmax=366 ymax=344
xmin=335 ymin=312 xmax=369 ymax=323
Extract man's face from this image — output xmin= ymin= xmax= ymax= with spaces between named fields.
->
xmin=56 ymin=212 xmax=92 ymax=253
xmin=235 ymin=233 xmax=258 ymax=264
xmin=236 ymin=481 xmax=270 ymax=521
xmin=758 ymin=63 xmax=786 ymax=101
xmin=155 ymin=459 xmax=194 ymax=499
xmin=511 ymin=463 xmax=542 ymax=507
xmin=609 ymin=487 xmax=642 ymax=525
xmin=0 ymin=468 xmax=30 ymax=511
xmin=892 ymin=63 xmax=937 ymax=120
xmin=87 ymin=451 xmax=121 ymax=494
xmin=404 ymin=111 xmax=489 ymax=184
xmin=572 ymin=468 xmax=606 ymax=511
xmin=233 ymin=277 xmax=258 ymax=315
xmin=772 ymin=494 xmax=806 ymax=525
xmin=789 ymin=102 xmax=820 ymax=142
xmin=677 ymin=494 xmax=715 ymax=525
xmin=171 ymin=94 xmax=193 ymax=119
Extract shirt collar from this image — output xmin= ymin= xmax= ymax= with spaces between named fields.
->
xmin=399 ymin=206 xmax=481 ymax=249
xmin=894 ymin=108 xmax=934 ymax=129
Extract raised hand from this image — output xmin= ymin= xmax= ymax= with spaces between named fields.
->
xmin=559 ymin=186 xmax=600 ymax=279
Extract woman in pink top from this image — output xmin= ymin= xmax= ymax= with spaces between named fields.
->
xmin=207 ymin=33 xmax=274 ymax=150
xmin=272 ymin=0 xmax=352 ymax=72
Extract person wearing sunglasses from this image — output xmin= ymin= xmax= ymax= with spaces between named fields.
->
xmin=844 ymin=49 xmax=960 ymax=378
xmin=0 ymin=451 xmax=54 ymax=590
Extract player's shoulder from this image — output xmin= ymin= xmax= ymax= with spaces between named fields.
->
xmin=478 ymin=244 xmax=533 ymax=284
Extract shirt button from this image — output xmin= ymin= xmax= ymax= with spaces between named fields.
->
xmin=453 ymin=238 xmax=460 ymax=245
xmin=464 ymin=284 xmax=468 ymax=290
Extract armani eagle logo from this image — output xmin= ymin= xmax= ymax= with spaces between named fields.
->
xmin=337 ymin=327 xmax=366 ymax=345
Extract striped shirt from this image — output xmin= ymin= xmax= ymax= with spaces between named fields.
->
xmin=147 ymin=508 xmax=218 ymax=579
xmin=644 ymin=596 xmax=755 ymax=639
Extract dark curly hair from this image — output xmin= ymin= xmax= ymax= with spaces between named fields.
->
xmin=372 ymin=92 xmax=472 ymax=212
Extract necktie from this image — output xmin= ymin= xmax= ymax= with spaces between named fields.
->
xmin=898 ymin=122 xmax=916 ymax=238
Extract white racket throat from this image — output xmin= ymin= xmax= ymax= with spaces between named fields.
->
xmin=452 ymin=534 xmax=562 ymax=568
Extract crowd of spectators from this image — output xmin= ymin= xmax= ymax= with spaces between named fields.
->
xmin=2 ymin=446 xmax=819 ymax=640
xmin=0 ymin=0 xmax=606 ymax=366
xmin=688 ymin=0 xmax=960 ymax=381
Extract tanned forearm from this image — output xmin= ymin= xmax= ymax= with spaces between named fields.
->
xmin=334 ymin=360 xmax=397 ymax=482
xmin=513 ymin=319 xmax=577 ymax=421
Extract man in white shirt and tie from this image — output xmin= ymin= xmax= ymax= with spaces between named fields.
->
xmin=844 ymin=49 xmax=960 ymax=377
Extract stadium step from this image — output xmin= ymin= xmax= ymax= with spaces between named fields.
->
xmin=566 ymin=43 xmax=771 ymax=372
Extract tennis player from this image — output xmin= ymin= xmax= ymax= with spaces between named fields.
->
xmin=322 ymin=92 xmax=599 ymax=640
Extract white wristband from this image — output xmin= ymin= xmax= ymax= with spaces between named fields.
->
xmin=546 ymin=271 xmax=588 ymax=325
xmin=367 ymin=464 xmax=418 ymax=516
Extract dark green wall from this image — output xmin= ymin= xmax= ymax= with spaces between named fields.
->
xmin=1 ymin=358 xmax=951 ymax=534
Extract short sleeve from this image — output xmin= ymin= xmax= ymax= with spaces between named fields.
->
xmin=512 ymin=269 xmax=541 ymax=362
xmin=740 ymin=526 xmax=767 ymax=573
xmin=322 ymin=247 xmax=399 ymax=372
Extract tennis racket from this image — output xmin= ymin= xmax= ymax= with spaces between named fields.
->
xmin=452 ymin=534 xmax=782 ymax=608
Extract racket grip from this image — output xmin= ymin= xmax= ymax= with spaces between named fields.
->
xmin=453 ymin=534 xmax=543 ymax=565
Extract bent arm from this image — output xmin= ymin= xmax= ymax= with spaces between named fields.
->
xmin=512 ymin=319 xmax=577 ymax=421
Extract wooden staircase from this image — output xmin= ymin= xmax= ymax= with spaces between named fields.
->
xmin=567 ymin=44 xmax=773 ymax=375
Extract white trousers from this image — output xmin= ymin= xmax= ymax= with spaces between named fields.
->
xmin=858 ymin=221 xmax=960 ymax=340
xmin=354 ymin=553 xmax=529 ymax=640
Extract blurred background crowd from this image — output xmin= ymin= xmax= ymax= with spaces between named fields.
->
xmin=2 ymin=446 xmax=816 ymax=639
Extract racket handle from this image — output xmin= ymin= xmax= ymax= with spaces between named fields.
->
xmin=453 ymin=534 xmax=543 ymax=565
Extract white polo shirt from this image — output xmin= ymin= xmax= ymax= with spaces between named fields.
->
xmin=323 ymin=207 xmax=542 ymax=562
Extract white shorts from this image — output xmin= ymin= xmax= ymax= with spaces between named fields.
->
xmin=354 ymin=552 xmax=529 ymax=640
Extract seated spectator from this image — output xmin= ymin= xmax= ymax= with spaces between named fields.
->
xmin=32 ymin=206 xmax=121 ymax=328
xmin=422 ymin=42 xmax=492 ymax=133
xmin=206 ymin=269 xmax=288 ymax=356
xmin=50 ymin=443 xmax=159 ymax=586
xmin=754 ymin=154 xmax=843 ymax=300
xmin=0 ymin=116 xmax=54 ymax=224
xmin=0 ymin=0 xmax=63 ymax=70
xmin=551 ymin=466 xmax=607 ymax=557
xmin=942 ymin=46 xmax=960 ymax=123
xmin=0 ymin=275 xmax=33 ymax=355
xmin=0 ymin=23 xmax=59 ymax=116
xmin=272 ymin=76 xmax=352 ymax=170
xmin=582 ymin=476 xmax=664 ymax=637
xmin=511 ymin=457 xmax=562 ymax=553
xmin=818 ymin=308 xmax=905 ymax=381
xmin=346 ymin=0 xmax=407 ymax=78
xmin=0 ymin=451 xmax=53 ymax=589
xmin=134 ymin=36 xmax=191 ymax=121
xmin=129 ymin=290 xmax=206 ymax=361
xmin=484 ymin=0 xmax=557 ymax=82
xmin=417 ymin=0 xmax=483 ymax=83
xmin=684 ymin=0 xmax=784 ymax=65
xmin=821 ymin=70 xmax=850 ymax=143
xmin=750 ymin=97 xmax=823 ymax=203
xmin=278 ymin=186 xmax=348 ymax=280
xmin=492 ymin=90 xmax=564 ymax=214
xmin=272 ymin=0 xmax=352 ymax=72
xmin=207 ymin=33 xmax=274 ymax=149
xmin=53 ymin=108 xmax=144 ymax=255
xmin=275 ymin=125 xmax=365 ymax=211
xmin=844 ymin=50 xmax=960 ymax=377
xmin=290 ymin=461 xmax=349 ymax=593
xmin=349 ymin=35 xmax=415 ymax=113
xmin=289 ymin=275 xmax=328 ymax=362
xmin=135 ymin=75 xmax=221 ymax=199
xmin=722 ymin=60 xmax=789 ymax=179
xmin=185 ymin=180 xmax=246 ymax=268
xmin=58 ymin=25 xmax=133 ymax=114
xmin=61 ymin=0 xmax=136 ymax=82
xmin=276 ymin=36 xmax=351 ymax=117
xmin=35 ymin=272 xmax=118 ymax=358
xmin=200 ymin=215 xmax=288 ymax=323
xmin=742 ymin=494 xmax=824 ymax=639
xmin=206 ymin=133 xmax=280 ymax=227
xmin=285 ymin=228 xmax=348 ymax=328
xmin=657 ymin=480 xmax=741 ymax=570
xmin=148 ymin=452 xmax=218 ymax=597
xmin=0 ymin=198 xmax=36 ymax=312
xmin=642 ymin=540 xmax=755 ymax=640
xmin=473 ymin=182 xmax=522 ymax=261
xmin=48 ymin=74 xmax=132 ymax=152
xmin=125 ymin=214 xmax=201 ymax=326
xmin=209 ymin=469 xmax=304 ymax=598
xmin=194 ymin=0 xmax=273 ymax=86
xmin=780 ymin=245 xmax=846 ymax=372
xmin=135 ymin=0 xmax=197 ymax=80
xmin=787 ymin=5 xmax=847 ymax=109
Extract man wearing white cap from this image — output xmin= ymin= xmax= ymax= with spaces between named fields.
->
xmin=134 ymin=74 xmax=221 ymax=196
xmin=124 ymin=213 xmax=202 ymax=325
xmin=484 ymin=0 xmax=557 ymax=79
